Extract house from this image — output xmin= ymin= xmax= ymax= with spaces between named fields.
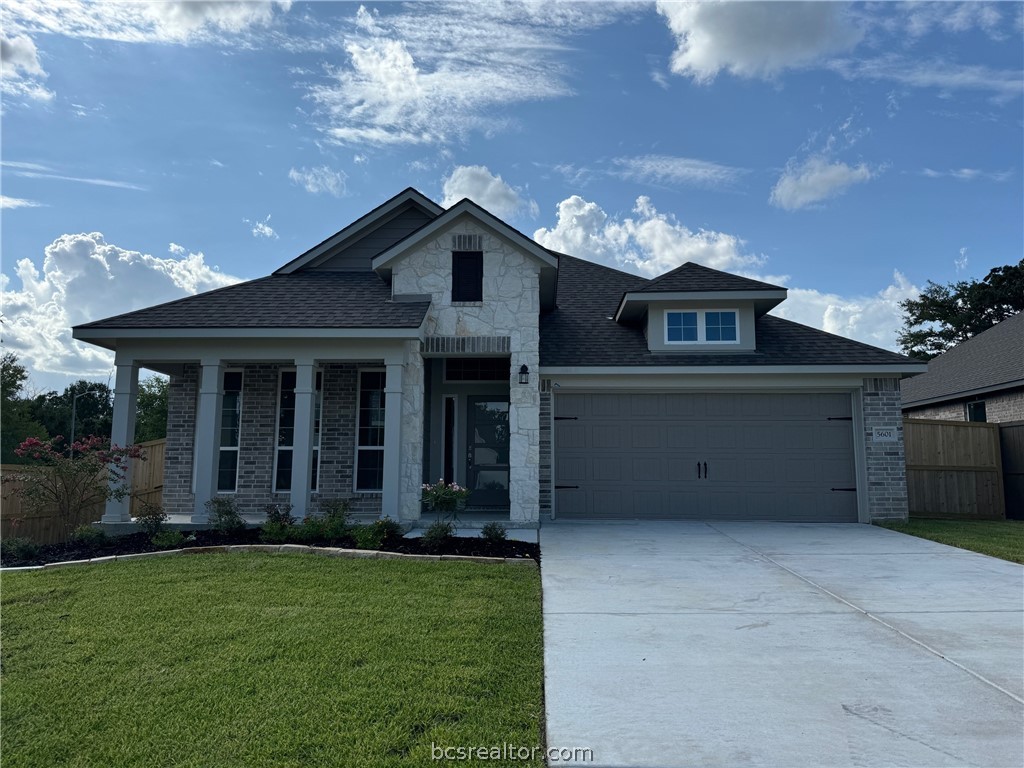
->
xmin=902 ymin=311 xmax=1024 ymax=423
xmin=73 ymin=188 xmax=925 ymax=526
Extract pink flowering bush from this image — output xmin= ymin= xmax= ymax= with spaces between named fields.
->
xmin=421 ymin=479 xmax=470 ymax=527
xmin=8 ymin=435 xmax=145 ymax=532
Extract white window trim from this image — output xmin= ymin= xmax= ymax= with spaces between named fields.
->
xmin=272 ymin=368 xmax=323 ymax=494
xmin=664 ymin=309 xmax=741 ymax=345
xmin=216 ymin=367 xmax=244 ymax=494
xmin=354 ymin=367 xmax=386 ymax=494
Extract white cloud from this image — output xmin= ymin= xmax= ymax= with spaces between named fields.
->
xmin=0 ymin=234 xmax=242 ymax=379
xmin=921 ymin=167 xmax=1013 ymax=182
xmin=3 ymin=0 xmax=291 ymax=46
xmin=441 ymin=165 xmax=535 ymax=219
xmin=2 ymin=160 xmax=147 ymax=190
xmin=1 ymin=195 xmax=43 ymax=209
xmin=243 ymin=214 xmax=278 ymax=240
xmin=955 ymin=247 xmax=969 ymax=272
xmin=288 ymin=165 xmax=347 ymax=196
xmin=0 ymin=32 xmax=54 ymax=102
xmin=772 ymin=271 xmax=920 ymax=351
xmin=613 ymin=154 xmax=746 ymax=190
xmin=901 ymin=2 xmax=1005 ymax=40
xmin=656 ymin=0 xmax=862 ymax=82
xmin=829 ymin=55 xmax=1023 ymax=101
xmin=308 ymin=2 xmax=624 ymax=147
xmin=534 ymin=195 xmax=764 ymax=278
xmin=770 ymin=155 xmax=877 ymax=210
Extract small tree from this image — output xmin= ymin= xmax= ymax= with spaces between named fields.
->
xmin=7 ymin=435 xmax=145 ymax=533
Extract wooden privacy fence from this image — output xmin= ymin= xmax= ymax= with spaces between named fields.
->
xmin=903 ymin=419 xmax=1005 ymax=520
xmin=0 ymin=438 xmax=166 ymax=545
xmin=1000 ymin=421 xmax=1024 ymax=520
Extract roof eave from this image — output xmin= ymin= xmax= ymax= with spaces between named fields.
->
xmin=902 ymin=378 xmax=1024 ymax=409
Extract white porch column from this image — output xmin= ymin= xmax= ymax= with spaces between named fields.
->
xmin=381 ymin=361 xmax=403 ymax=519
xmin=290 ymin=360 xmax=317 ymax=518
xmin=192 ymin=359 xmax=224 ymax=523
xmin=101 ymin=360 xmax=139 ymax=523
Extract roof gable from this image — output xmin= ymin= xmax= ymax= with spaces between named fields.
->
xmin=275 ymin=188 xmax=443 ymax=274
xmin=901 ymin=311 xmax=1024 ymax=407
xmin=639 ymin=262 xmax=786 ymax=293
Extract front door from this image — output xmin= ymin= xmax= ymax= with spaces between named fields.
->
xmin=466 ymin=397 xmax=510 ymax=507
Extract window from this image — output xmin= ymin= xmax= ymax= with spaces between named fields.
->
xmin=444 ymin=357 xmax=510 ymax=381
xmin=217 ymin=371 xmax=243 ymax=492
xmin=966 ymin=401 xmax=987 ymax=422
xmin=452 ymin=251 xmax=483 ymax=302
xmin=665 ymin=310 xmax=739 ymax=345
xmin=666 ymin=311 xmax=698 ymax=342
xmin=274 ymin=370 xmax=323 ymax=492
xmin=355 ymin=370 xmax=386 ymax=492
xmin=705 ymin=311 xmax=737 ymax=342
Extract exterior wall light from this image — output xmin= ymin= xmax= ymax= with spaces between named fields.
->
xmin=518 ymin=364 xmax=530 ymax=385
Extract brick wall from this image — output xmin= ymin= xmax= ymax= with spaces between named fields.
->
xmin=161 ymin=362 xmax=382 ymax=519
xmin=905 ymin=388 xmax=1024 ymax=424
xmin=862 ymin=377 xmax=908 ymax=521
xmin=163 ymin=364 xmax=198 ymax=517
xmin=539 ymin=386 xmax=552 ymax=518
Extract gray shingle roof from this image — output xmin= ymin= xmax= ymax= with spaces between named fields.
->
xmin=541 ymin=255 xmax=915 ymax=367
xmin=75 ymin=272 xmax=429 ymax=330
xmin=901 ymin=311 xmax=1024 ymax=407
xmin=638 ymin=261 xmax=785 ymax=293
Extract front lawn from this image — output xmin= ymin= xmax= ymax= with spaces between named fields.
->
xmin=876 ymin=519 xmax=1024 ymax=563
xmin=1 ymin=555 xmax=544 ymax=767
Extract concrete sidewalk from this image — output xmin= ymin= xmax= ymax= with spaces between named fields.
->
xmin=541 ymin=521 xmax=1024 ymax=768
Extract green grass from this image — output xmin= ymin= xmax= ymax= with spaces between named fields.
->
xmin=1 ymin=555 xmax=544 ymax=767
xmin=877 ymin=519 xmax=1024 ymax=563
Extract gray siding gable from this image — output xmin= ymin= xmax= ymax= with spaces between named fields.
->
xmin=308 ymin=205 xmax=435 ymax=272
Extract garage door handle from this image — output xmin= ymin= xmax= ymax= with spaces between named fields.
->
xmin=830 ymin=487 xmax=857 ymax=492
xmin=827 ymin=416 xmax=853 ymax=421
xmin=555 ymin=485 xmax=579 ymax=490
xmin=704 ymin=461 xmax=708 ymax=479
xmin=554 ymin=416 xmax=578 ymax=421
xmin=696 ymin=461 xmax=702 ymax=479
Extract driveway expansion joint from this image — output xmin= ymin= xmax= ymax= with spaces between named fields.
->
xmin=705 ymin=523 xmax=1024 ymax=706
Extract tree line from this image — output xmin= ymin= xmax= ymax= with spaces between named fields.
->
xmin=1 ymin=352 xmax=168 ymax=464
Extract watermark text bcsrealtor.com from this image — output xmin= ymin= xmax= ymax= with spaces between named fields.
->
xmin=431 ymin=743 xmax=594 ymax=762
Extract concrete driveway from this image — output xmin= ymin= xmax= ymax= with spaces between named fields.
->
xmin=541 ymin=521 xmax=1023 ymax=768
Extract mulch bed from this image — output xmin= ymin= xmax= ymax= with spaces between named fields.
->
xmin=1 ymin=527 xmax=539 ymax=568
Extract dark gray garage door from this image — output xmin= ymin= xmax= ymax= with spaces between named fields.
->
xmin=554 ymin=392 xmax=858 ymax=522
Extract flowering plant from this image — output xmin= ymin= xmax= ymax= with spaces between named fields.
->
xmin=421 ymin=478 xmax=470 ymax=514
xmin=8 ymin=435 xmax=145 ymax=532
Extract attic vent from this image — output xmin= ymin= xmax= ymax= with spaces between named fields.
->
xmin=452 ymin=234 xmax=482 ymax=251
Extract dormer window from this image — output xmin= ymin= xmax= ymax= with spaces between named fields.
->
xmin=452 ymin=251 xmax=483 ymax=302
xmin=665 ymin=310 xmax=739 ymax=344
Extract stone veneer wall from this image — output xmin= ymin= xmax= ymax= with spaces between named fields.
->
xmin=391 ymin=220 xmax=542 ymax=522
xmin=161 ymin=362 xmax=383 ymax=519
xmin=399 ymin=340 xmax=425 ymax=521
xmin=539 ymin=387 xmax=552 ymax=518
xmin=862 ymin=377 xmax=909 ymax=521
xmin=905 ymin=388 xmax=1024 ymax=424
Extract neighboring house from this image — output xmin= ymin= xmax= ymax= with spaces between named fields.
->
xmin=73 ymin=188 xmax=925 ymax=526
xmin=902 ymin=312 xmax=1024 ymax=423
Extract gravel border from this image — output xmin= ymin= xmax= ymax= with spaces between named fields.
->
xmin=1 ymin=544 xmax=538 ymax=572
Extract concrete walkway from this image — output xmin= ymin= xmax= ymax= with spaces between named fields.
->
xmin=541 ymin=521 xmax=1024 ymax=768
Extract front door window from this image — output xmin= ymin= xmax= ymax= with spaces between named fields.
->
xmin=467 ymin=398 xmax=509 ymax=507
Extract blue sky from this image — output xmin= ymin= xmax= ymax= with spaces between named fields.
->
xmin=2 ymin=1 xmax=1022 ymax=392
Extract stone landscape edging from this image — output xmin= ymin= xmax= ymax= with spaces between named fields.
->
xmin=1 ymin=544 xmax=539 ymax=572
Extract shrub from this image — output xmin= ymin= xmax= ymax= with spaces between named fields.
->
xmin=151 ymin=530 xmax=185 ymax=549
xmin=205 ymin=497 xmax=245 ymax=535
xmin=264 ymin=503 xmax=295 ymax=527
xmin=135 ymin=501 xmax=167 ymax=537
xmin=421 ymin=520 xmax=454 ymax=553
xmin=1 ymin=536 xmax=40 ymax=564
xmin=319 ymin=499 xmax=352 ymax=543
xmin=288 ymin=515 xmax=327 ymax=544
xmin=421 ymin=479 xmax=470 ymax=521
xmin=480 ymin=521 xmax=507 ymax=543
xmin=376 ymin=517 xmax=405 ymax=541
xmin=260 ymin=521 xmax=292 ymax=544
xmin=318 ymin=498 xmax=351 ymax=523
xmin=68 ymin=524 xmax=107 ymax=550
xmin=352 ymin=522 xmax=386 ymax=550
xmin=8 ymin=435 xmax=145 ymax=534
